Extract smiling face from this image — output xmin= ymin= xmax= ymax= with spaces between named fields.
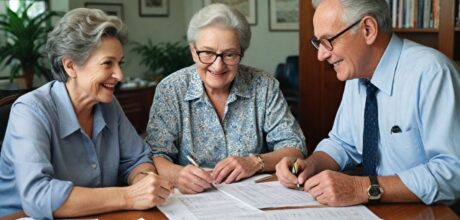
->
xmin=313 ymin=0 xmax=369 ymax=81
xmin=65 ymin=36 xmax=124 ymax=105
xmin=190 ymin=24 xmax=241 ymax=94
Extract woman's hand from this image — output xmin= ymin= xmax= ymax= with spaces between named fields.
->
xmin=212 ymin=156 xmax=260 ymax=184
xmin=125 ymin=173 xmax=173 ymax=210
xmin=175 ymin=165 xmax=214 ymax=194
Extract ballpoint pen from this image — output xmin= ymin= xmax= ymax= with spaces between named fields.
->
xmin=291 ymin=159 xmax=301 ymax=190
xmin=186 ymin=155 xmax=217 ymax=190
xmin=186 ymin=155 xmax=200 ymax=167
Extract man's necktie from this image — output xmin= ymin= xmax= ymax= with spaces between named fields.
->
xmin=362 ymin=81 xmax=379 ymax=176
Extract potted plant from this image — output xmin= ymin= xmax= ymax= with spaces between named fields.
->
xmin=0 ymin=2 xmax=61 ymax=89
xmin=131 ymin=38 xmax=194 ymax=81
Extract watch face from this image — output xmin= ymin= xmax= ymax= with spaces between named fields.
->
xmin=367 ymin=185 xmax=382 ymax=199
xmin=369 ymin=186 xmax=380 ymax=196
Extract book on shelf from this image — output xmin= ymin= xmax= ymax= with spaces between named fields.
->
xmin=457 ymin=0 xmax=460 ymax=27
xmin=387 ymin=0 xmax=439 ymax=29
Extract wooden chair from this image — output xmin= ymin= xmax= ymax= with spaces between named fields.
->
xmin=0 ymin=94 xmax=22 ymax=151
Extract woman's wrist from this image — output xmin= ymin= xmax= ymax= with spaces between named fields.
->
xmin=250 ymin=154 xmax=265 ymax=174
xmin=130 ymin=170 xmax=157 ymax=184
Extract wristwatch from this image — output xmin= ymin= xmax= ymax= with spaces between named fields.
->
xmin=367 ymin=176 xmax=384 ymax=204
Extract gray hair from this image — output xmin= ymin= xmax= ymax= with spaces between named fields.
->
xmin=46 ymin=8 xmax=127 ymax=82
xmin=312 ymin=0 xmax=392 ymax=33
xmin=187 ymin=3 xmax=251 ymax=53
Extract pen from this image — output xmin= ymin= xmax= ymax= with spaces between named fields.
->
xmin=186 ymin=155 xmax=217 ymax=190
xmin=186 ymin=155 xmax=200 ymax=167
xmin=254 ymin=174 xmax=275 ymax=183
xmin=291 ymin=159 xmax=301 ymax=190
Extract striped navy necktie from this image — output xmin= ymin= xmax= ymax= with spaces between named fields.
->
xmin=362 ymin=81 xmax=379 ymax=176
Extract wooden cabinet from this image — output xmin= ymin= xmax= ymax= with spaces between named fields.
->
xmin=298 ymin=0 xmax=459 ymax=152
xmin=114 ymin=86 xmax=155 ymax=134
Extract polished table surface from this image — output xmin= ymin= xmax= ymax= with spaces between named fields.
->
xmin=4 ymin=201 xmax=458 ymax=220
xmin=4 ymin=174 xmax=459 ymax=220
xmin=88 ymin=203 xmax=460 ymax=220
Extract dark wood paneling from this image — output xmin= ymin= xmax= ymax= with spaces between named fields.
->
xmin=114 ymin=86 xmax=155 ymax=134
xmin=299 ymin=1 xmax=344 ymax=153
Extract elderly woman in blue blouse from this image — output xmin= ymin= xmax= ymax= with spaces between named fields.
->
xmin=0 ymin=8 xmax=172 ymax=219
xmin=145 ymin=3 xmax=307 ymax=194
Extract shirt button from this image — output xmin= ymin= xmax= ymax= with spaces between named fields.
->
xmin=91 ymin=163 xmax=97 ymax=169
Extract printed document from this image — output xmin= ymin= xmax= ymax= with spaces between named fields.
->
xmin=232 ymin=205 xmax=382 ymax=220
xmin=216 ymin=181 xmax=321 ymax=208
xmin=158 ymin=190 xmax=262 ymax=220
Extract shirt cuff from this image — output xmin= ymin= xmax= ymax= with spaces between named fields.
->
xmin=50 ymin=180 xmax=73 ymax=218
xmin=314 ymin=139 xmax=351 ymax=171
xmin=397 ymin=164 xmax=437 ymax=204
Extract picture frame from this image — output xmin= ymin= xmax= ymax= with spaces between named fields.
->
xmin=139 ymin=0 xmax=169 ymax=17
xmin=203 ymin=0 xmax=257 ymax=25
xmin=84 ymin=2 xmax=123 ymax=20
xmin=269 ymin=0 xmax=298 ymax=31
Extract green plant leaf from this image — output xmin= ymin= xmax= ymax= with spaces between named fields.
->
xmin=0 ymin=1 xmax=62 ymax=86
xmin=130 ymin=38 xmax=194 ymax=79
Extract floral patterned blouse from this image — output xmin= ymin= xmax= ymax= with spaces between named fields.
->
xmin=145 ymin=64 xmax=306 ymax=167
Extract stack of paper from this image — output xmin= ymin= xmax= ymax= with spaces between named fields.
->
xmin=158 ymin=179 xmax=381 ymax=220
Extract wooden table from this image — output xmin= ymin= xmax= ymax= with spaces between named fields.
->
xmin=4 ymin=200 xmax=458 ymax=220
xmin=82 ymin=203 xmax=459 ymax=220
xmin=4 ymin=175 xmax=458 ymax=219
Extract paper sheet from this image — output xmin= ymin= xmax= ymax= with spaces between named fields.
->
xmin=239 ymin=173 xmax=274 ymax=183
xmin=232 ymin=205 xmax=382 ymax=220
xmin=216 ymin=181 xmax=321 ymax=209
xmin=158 ymin=190 xmax=262 ymax=220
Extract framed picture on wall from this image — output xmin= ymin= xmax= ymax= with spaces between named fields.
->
xmin=84 ymin=2 xmax=123 ymax=20
xmin=139 ymin=0 xmax=169 ymax=17
xmin=203 ymin=0 xmax=257 ymax=25
xmin=269 ymin=0 xmax=298 ymax=31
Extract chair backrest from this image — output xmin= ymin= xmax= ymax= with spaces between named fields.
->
xmin=283 ymin=55 xmax=299 ymax=92
xmin=274 ymin=55 xmax=299 ymax=119
xmin=0 ymin=88 xmax=34 ymax=100
xmin=0 ymin=94 xmax=22 ymax=151
xmin=275 ymin=56 xmax=299 ymax=94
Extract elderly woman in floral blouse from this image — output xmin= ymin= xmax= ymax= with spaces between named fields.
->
xmin=144 ymin=3 xmax=306 ymax=194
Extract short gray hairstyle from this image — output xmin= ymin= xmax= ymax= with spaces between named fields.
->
xmin=312 ymin=0 xmax=392 ymax=33
xmin=187 ymin=3 xmax=251 ymax=53
xmin=46 ymin=8 xmax=127 ymax=82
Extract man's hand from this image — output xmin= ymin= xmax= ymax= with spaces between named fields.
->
xmin=304 ymin=170 xmax=368 ymax=206
xmin=276 ymin=156 xmax=315 ymax=188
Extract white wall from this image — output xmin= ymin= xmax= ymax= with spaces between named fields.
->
xmin=1 ymin=0 xmax=298 ymax=80
xmin=71 ymin=0 xmax=298 ymax=77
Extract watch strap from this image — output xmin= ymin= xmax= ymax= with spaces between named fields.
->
xmin=369 ymin=175 xmax=378 ymax=185
xmin=368 ymin=176 xmax=381 ymax=204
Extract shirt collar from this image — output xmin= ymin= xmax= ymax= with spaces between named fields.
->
xmin=184 ymin=66 xmax=205 ymax=101
xmin=52 ymin=81 xmax=107 ymax=138
xmin=184 ymin=65 xmax=252 ymax=102
xmin=365 ymin=34 xmax=403 ymax=96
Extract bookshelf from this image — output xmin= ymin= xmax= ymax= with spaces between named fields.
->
xmin=298 ymin=0 xmax=459 ymax=152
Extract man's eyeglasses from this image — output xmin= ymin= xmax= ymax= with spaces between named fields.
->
xmin=310 ymin=18 xmax=362 ymax=51
xmin=195 ymin=48 xmax=243 ymax=65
